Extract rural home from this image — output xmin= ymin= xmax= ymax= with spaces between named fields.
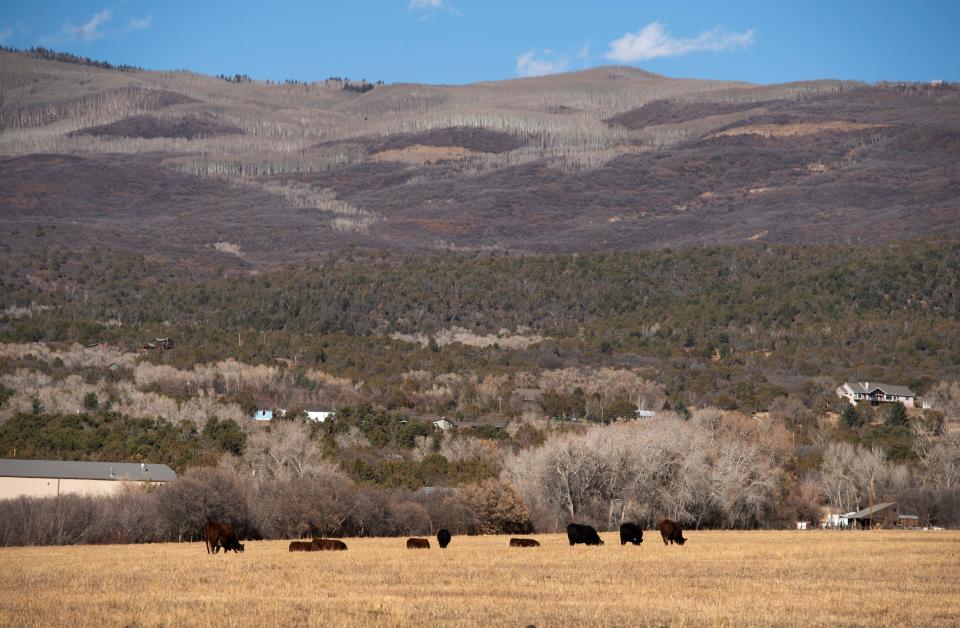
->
xmin=0 ymin=459 xmax=176 ymax=500
xmin=137 ymin=337 xmax=174 ymax=355
xmin=433 ymin=418 xmax=455 ymax=432
xmin=253 ymin=410 xmax=273 ymax=421
xmin=305 ymin=410 xmax=335 ymax=422
xmin=836 ymin=382 xmax=916 ymax=407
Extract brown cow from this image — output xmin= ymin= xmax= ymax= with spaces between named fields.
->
xmin=289 ymin=540 xmax=314 ymax=552
xmin=659 ymin=519 xmax=687 ymax=545
xmin=203 ymin=521 xmax=245 ymax=554
xmin=509 ymin=538 xmax=540 ymax=547
xmin=312 ymin=538 xmax=348 ymax=551
xmin=406 ymin=537 xmax=430 ymax=549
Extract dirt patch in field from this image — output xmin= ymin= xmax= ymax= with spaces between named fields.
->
xmin=371 ymin=144 xmax=477 ymax=164
xmin=406 ymin=219 xmax=474 ymax=236
xmin=712 ymin=121 xmax=886 ymax=138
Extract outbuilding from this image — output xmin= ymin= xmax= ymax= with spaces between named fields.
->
xmin=0 ymin=459 xmax=176 ymax=500
xmin=305 ymin=410 xmax=335 ymax=422
xmin=846 ymin=502 xmax=899 ymax=529
xmin=253 ymin=410 xmax=273 ymax=421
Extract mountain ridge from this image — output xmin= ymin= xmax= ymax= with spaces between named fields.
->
xmin=1 ymin=49 xmax=957 ymax=268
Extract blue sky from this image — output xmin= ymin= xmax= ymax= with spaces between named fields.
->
xmin=1 ymin=1 xmax=957 ymax=85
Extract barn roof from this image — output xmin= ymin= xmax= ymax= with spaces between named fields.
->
xmin=847 ymin=502 xmax=896 ymax=519
xmin=0 ymin=459 xmax=176 ymax=482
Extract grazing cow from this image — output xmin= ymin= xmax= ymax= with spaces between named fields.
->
xmin=566 ymin=523 xmax=604 ymax=546
xmin=619 ymin=522 xmax=644 ymax=546
xmin=659 ymin=519 xmax=686 ymax=545
xmin=406 ymin=537 xmax=431 ymax=549
xmin=312 ymin=538 xmax=348 ymax=551
xmin=203 ymin=521 xmax=245 ymax=554
xmin=437 ymin=529 xmax=452 ymax=549
xmin=509 ymin=538 xmax=540 ymax=548
xmin=289 ymin=540 xmax=314 ymax=552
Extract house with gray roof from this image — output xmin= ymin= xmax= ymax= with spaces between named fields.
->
xmin=0 ymin=459 xmax=176 ymax=500
xmin=836 ymin=381 xmax=916 ymax=408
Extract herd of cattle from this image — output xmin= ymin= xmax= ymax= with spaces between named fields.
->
xmin=203 ymin=519 xmax=687 ymax=554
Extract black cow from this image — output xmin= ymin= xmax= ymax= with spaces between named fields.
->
xmin=289 ymin=540 xmax=314 ymax=552
xmin=566 ymin=522 xmax=603 ymax=546
xmin=659 ymin=519 xmax=686 ymax=545
xmin=437 ymin=529 xmax=452 ymax=549
xmin=619 ymin=522 xmax=644 ymax=545
xmin=203 ymin=521 xmax=245 ymax=554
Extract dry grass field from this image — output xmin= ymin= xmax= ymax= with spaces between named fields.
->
xmin=1 ymin=530 xmax=959 ymax=627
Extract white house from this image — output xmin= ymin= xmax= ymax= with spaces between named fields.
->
xmin=824 ymin=512 xmax=855 ymax=529
xmin=836 ymin=382 xmax=916 ymax=408
xmin=433 ymin=418 xmax=455 ymax=432
xmin=305 ymin=410 xmax=335 ymax=423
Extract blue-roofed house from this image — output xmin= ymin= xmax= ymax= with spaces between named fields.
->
xmin=253 ymin=410 xmax=273 ymax=421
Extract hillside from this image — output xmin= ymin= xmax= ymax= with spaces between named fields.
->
xmin=2 ymin=50 xmax=958 ymax=265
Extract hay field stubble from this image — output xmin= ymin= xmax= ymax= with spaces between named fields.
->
xmin=0 ymin=530 xmax=958 ymax=627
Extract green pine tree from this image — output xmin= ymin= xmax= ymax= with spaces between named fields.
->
xmin=841 ymin=403 xmax=863 ymax=429
xmin=886 ymin=402 xmax=909 ymax=428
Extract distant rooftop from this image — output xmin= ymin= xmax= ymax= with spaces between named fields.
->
xmin=0 ymin=459 xmax=176 ymax=482
xmin=843 ymin=382 xmax=915 ymax=397
xmin=847 ymin=502 xmax=896 ymax=519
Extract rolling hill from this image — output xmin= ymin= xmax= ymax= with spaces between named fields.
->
xmin=2 ymin=49 xmax=958 ymax=268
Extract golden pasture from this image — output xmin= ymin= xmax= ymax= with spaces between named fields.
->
xmin=1 ymin=530 xmax=958 ymax=627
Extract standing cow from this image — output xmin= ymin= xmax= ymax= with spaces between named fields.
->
xmin=406 ymin=538 xmax=431 ymax=549
xmin=566 ymin=523 xmax=604 ymax=546
xmin=203 ymin=521 xmax=245 ymax=554
xmin=437 ymin=529 xmax=452 ymax=549
xmin=289 ymin=540 xmax=314 ymax=552
xmin=658 ymin=519 xmax=687 ymax=545
xmin=619 ymin=522 xmax=644 ymax=545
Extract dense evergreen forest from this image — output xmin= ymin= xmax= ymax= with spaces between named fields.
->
xmin=3 ymin=238 xmax=958 ymax=401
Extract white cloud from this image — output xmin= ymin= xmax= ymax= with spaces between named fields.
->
xmin=64 ymin=9 xmax=112 ymax=42
xmin=515 ymin=49 xmax=570 ymax=78
xmin=408 ymin=0 xmax=460 ymax=15
xmin=128 ymin=16 xmax=153 ymax=31
xmin=0 ymin=26 xmax=12 ymax=44
xmin=605 ymin=22 xmax=754 ymax=62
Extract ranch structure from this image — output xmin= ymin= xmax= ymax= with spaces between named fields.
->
xmin=0 ymin=459 xmax=176 ymax=500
